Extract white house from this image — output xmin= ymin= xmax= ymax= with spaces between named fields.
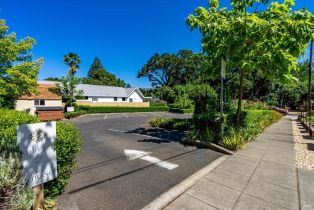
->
xmin=75 ymin=84 xmax=150 ymax=106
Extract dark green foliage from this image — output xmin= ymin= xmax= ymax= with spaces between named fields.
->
xmin=44 ymin=122 xmax=82 ymax=198
xmin=44 ymin=77 xmax=62 ymax=82
xmin=189 ymin=112 xmax=221 ymax=142
xmin=78 ymin=105 xmax=169 ymax=113
xmin=64 ymin=110 xmax=88 ymax=119
xmin=138 ymin=49 xmax=207 ymax=87
xmin=149 ymin=100 xmax=168 ymax=107
xmin=149 ymin=118 xmax=192 ymax=131
xmin=0 ymin=109 xmax=40 ymax=153
xmin=169 ymin=108 xmax=194 ymax=113
xmin=222 ymin=110 xmax=282 ymax=150
xmin=0 ymin=109 xmax=82 ymax=199
xmin=83 ymin=57 xmax=127 ymax=87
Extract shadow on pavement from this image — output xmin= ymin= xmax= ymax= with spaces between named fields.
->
xmin=126 ymin=127 xmax=186 ymax=143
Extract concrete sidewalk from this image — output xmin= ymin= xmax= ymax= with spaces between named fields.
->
xmin=165 ymin=117 xmax=300 ymax=210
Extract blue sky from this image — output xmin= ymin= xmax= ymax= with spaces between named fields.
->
xmin=1 ymin=0 xmax=313 ymax=88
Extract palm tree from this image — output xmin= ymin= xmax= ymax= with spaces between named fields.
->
xmin=64 ymin=52 xmax=81 ymax=75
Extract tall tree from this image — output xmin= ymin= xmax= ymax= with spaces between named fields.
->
xmin=83 ymin=57 xmax=127 ymax=87
xmin=60 ymin=53 xmax=82 ymax=107
xmin=138 ymin=49 xmax=207 ymax=87
xmin=0 ymin=20 xmax=43 ymax=108
xmin=64 ymin=52 xmax=81 ymax=75
xmin=187 ymin=0 xmax=313 ymax=127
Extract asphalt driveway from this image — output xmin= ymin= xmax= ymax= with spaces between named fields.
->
xmin=58 ymin=112 xmax=223 ymax=210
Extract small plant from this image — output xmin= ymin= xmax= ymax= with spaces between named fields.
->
xmin=149 ymin=118 xmax=191 ymax=131
xmin=0 ymin=153 xmax=35 ymax=210
xmin=222 ymin=129 xmax=245 ymax=151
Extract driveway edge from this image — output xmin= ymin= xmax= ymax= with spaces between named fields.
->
xmin=141 ymin=155 xmax=229 ymax=210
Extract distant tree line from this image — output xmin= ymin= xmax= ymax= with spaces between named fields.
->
xmin=45 ymin=57 xmax=129 ymax=87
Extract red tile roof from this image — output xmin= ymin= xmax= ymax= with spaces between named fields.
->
xmin=19 ymin=84 xmax=61 ymax=100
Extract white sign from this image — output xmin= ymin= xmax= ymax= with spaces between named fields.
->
xmin=17 ymin=122 xmax=57 ymax=187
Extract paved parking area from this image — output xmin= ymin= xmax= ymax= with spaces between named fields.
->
xmin=58 ymin=112 xmax=223 ymax=210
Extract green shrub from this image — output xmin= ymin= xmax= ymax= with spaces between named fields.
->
xmin=149 ymin=118 xmax=191 ymax=131
xmin=222 ymin=128 xmax=245 ymax=151
xmin=44 ymin=122 xmax=82 ymax=198
xmin=150 ymin=100 xmax=168 ymax=107
xmin=78 ymin=105 xmax=169 ymax=113
xmin=169 ymin=108 xmax=194 ymax=113
xmin=222 ymin=110 xmax=282 ymax=150
xmin=0 ymin=154 xmax=35 ymax=210
xmin=189 ymin=112 xmax=220 ymax=142
xmin=64 ymin=110 xmax=87 ymax=119
xmin=0 ymin=109 xmax=82 ymax=199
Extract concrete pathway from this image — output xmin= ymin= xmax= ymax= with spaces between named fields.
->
xmin=165 ymin=117 xmax=301 ymax=210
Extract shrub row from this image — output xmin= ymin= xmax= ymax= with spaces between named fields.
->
xmin=149 ymin=118 xmax=192 ymax=131
xmin=78 ymin=105 xmax=170 ymax=113
xmin=0 ymin=109 xmax=82 ymax=203
xmin=222 ymin=110 xmax=282 ymax=150
xmin=169 ymin=108 xmax=194 ymax=114
xmin=64 ymin=110 xmax=88 ymax=119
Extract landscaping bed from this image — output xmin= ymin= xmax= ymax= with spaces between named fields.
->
xmin=0 ymin=109 xmax=82 ymax=209
xmin=149 ymin=110 xmax=282 ymax=151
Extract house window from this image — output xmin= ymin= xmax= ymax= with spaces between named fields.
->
xmin=34 ymin=100 xmax=45 ymax=106
xmin=129 ymin=98 xmax=133 ymax=102
xmin=114 ymin=97 xmax=118 ymax=101
xmin=85 ymin=96 xmax=89 ymax=100
xmin=122 ymin=97 xmax=126 ymax=101
xmin=92 ymin=97 xmax=97 ymax=102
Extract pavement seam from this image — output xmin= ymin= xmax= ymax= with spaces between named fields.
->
xmin=240 ymin=192 xmax=290 ymax=210
xmin=183 ymin=193 xmax=220 ymax=210
xmin=292 ymin=120 xmax=302 ymax=210
xmin=230 ymin=122 xmax=275 ymax=210
xmin=141 ymin=155 xmax=229 ymax=210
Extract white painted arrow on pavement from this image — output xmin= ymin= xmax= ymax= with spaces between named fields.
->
xmin=124 ymin=149 xmax=178 ymax=170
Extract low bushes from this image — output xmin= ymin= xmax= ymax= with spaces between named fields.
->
xmin=149 ymin=109 xmax=282 ymax=151
xmin=149 ymin=118 xmax=192 ymax=131
xmin=189 ymin=112 xmax=221 ymax=142
xmin=78 ymin=105 xmax=169 ymax=113
xmin=222 ymin=110 xmax=282 ymax=150
xmin=0 ymin=109 xmax=82 ymax=205
xmin=44 ymin=122 xmax=82 ymax=198
xmin=64 ymin=110 xmax=87 ymax=119
xmin=169 ymin=108 xmax=194 ymax=113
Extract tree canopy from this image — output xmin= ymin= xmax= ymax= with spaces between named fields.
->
xmin=187 ymin=0 xmax=314 ymax=126
xmin=82 ymin=57 xmax=127 ymax=87
xmin=0 ymin=20 xmax=42 ymax=108
xmin=138 ymin=49 xmax=207 ymax=87
xmin=64 ymin=52 xmax=81 ymax=75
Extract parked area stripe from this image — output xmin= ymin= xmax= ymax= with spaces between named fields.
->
xmin=123 ymin=113 xmax=128 ymax=118
xmin=140 ymin=155 xmax=178 ymax=170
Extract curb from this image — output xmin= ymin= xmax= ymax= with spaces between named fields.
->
xmin=181 ymin=139 xmax=234 ymax=155
xmin=141 ymin=155 xmax=229 ymax=210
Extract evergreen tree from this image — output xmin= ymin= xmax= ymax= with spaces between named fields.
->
xmin=83 ymin=57 xmax=127 ymax=87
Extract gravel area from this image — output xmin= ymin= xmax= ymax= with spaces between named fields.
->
xmin=292 ymin=120 xmax=314 ymax=170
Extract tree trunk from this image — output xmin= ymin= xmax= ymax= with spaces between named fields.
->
xmin=235 ymin=70 xmax=244 ymax=128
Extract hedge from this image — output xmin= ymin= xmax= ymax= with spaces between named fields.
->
xmin=64 ymin=110 xmax=87 ymax=119
xmin=149 ymin=117 xmax=192 ymax=131
xmin=169 ymin=108 xmax=194 ymax=114
xmin=222 ymin=110 xmax=282 ymax=150
xmin=0 ymin=109 xmax=82 ymax=200
xmin=77 ymin=105 xmax=170 ymax=113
